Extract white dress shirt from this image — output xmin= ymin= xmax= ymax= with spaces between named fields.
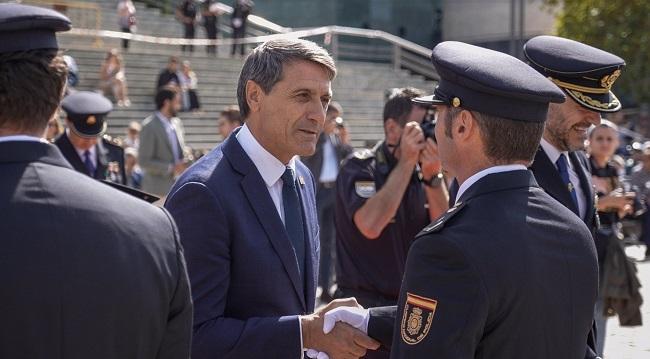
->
xmin=235 ymin=124 xmax=305 ymax=355
xmin=156 ymin=111 xmax=182 ymax=164
xmin=455 ymin=164 xmax=528 ymax=204
xmin=540 ymin=138 xmax=587 ymax=219
xmin=319 ymin=134 xmax=338 ymax=183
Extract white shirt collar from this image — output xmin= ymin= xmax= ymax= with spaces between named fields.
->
xmin=540 ymin=138 xmax=571 ymax=168
xmin=236 ymin=124 xmax=296 ymax=187
xmin=455 ymin=164 xmax=528 ymax=204
xmin=0 ymin=135 xmax=47 ymax=143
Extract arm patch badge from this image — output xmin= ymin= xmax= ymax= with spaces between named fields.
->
xmin=355 ymin=181 xmax=376 ymax=198
xmin=401 ymin=292 xmax=438 ymax=345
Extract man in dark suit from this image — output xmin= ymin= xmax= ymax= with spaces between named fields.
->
xmin=523 ymin=35 xmax=627 ymax=358
xmin=55 ymin=91 xmax=127 ymax=184
xmin=317 ymin=41 xmax=599 ymax=359
xmin=0 ymin=4 xmax=192 ymax=359
xmin=302 ymin=101 xmax=353 ymax=302
xmin=165 ymin=38 xmax=379 ymax=359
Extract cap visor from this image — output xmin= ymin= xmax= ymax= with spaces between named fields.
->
xmin=412 ymin=95 xmax=445 ymax=105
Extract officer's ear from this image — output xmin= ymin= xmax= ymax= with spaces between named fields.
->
xmin=452 ymin=109 xmax=476 ymax=141
xmin=245 ymin=80 xmax=264 ymax=113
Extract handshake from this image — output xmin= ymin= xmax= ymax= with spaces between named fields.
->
xmin=301 ymin=298 xmax=375 ymax=359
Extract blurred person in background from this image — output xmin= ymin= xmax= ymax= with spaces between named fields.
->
xmin=98 ymin=48 xmax=130 ymax=107
xmin=302 ymin=101 xmax=353 ymax=303
xmin=62 ymin=54 xmax=79 ymax=91
xmin=630 ymin=143 xmax=650 ymax=260
xmin=336 ymin=116 xmax=351 ymax=145
xmin=55 ymin=91 xmax=127 ymax=185
xmin=156 ymin=56 xmax=180 ymax=90
xmin=179 ymin=60 xmax=201 ymax=112
xmin=231 ymin=0 xmax=253 ymax=57
xmin=123 ymin=120 xmax=141 ymax=150
xmin=45 ymin=117 xmax=63 ymax=142
xmin=586 ymin=120 xmax=641 ymax=355
xmin=125 ymin=146 xmax=144 ymax=189
xmin=117 ymin=0 xmax=136 ymax=50
xmin=216 ymin=104 xmax=242 ymax=139
xmin=202 ymin=0 xmax=222 ymax=56
xmin=176 ymin=0 xmax=197 ymax=54
xmin=139 ymin=86 xmax=190 ymax=197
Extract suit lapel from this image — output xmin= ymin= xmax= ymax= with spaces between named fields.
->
xmin=55 ymin=133 xmax=90 ymax=175
xmin=223 ymin=134 xmax=307 ymax=310
xmin=530 ymin=147 xmax=579 ymax=215
xmin=95 ymin=140 xmax=109 ymax=180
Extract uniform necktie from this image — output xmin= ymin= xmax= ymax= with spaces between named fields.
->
xmin=556 ymin=153 xmax=579 ymax=213
xmin=281 ymin=167 xmax=305 ymax=279
xmin=83 ymin=150 xmax=95 ymax=176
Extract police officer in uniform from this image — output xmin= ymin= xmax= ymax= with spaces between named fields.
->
xmin=55 ymin=91 xmax=127 ymax=184
xmin=0 ymin=5 xmax=192 ymax=358
xmin=523 ymin=35 xmax=626 ymax=358
xmin=318 ymin=41 xmax=599 ymax=359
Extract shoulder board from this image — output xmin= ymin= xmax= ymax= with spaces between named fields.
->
xmin=353 ymin=149 xmax=374 ymax=160
xmin=102 ymin=135 xmax=123 ymax=147
xmin=416 ymin=201 xmax=467 ymax=237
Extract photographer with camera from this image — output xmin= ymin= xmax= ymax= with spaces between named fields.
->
xmin=333 ymin=87 xmax=448 ymax=359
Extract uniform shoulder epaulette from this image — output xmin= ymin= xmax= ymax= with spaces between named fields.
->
xmin=102 ymin=134 xmax=123 ymax=147
xmin=353 ymin=149 xmax=375 ymax=160
xmin=416 ymin=201 xmax=467 ymax=237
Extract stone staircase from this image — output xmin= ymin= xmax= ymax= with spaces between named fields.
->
xmin=49 ymin=0 xmax=435 ymax=151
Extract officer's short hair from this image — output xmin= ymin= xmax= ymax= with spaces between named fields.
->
xmin=236 ymin=38 xmax=337 ymax=119
xmin=383 ymin=87 xmax=426 ymax=126
xmin=443 ymin=108 xmax=544 ymax=165
xmin=155 ymin=86 xmax=178 ymax=110
xmin=0 ymin=50 xmax=67 ymax=133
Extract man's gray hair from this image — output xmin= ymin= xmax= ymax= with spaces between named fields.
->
xmin=236 ymin=38 xmax=337 ymax=118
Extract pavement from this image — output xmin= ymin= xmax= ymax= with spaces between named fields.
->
xmin=603 ymin=245 xmax=650 ymax=358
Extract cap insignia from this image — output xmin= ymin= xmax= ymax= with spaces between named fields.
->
xmin=452 ymin=97 xmax=461 ymax=107
xmin=86 ymin=115 xmax=97 ymax=125
xmin=600 ymin=69 xmax=621 ymax=90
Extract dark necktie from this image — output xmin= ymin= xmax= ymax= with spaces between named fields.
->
xmin=83 ymin=150 xmax=95 ymax=177
xmin=281 ymin=167 xmax=305 ymax=279
xmin=556 ymin=153 xmax=579 ymax=214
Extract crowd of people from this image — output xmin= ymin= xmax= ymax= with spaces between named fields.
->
xmin=2 ymin=3 xmax=648 ymax=359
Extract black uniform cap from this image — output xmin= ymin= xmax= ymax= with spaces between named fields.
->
xmin=61 ymin=91 xmax=113 ymax=138
xmin=524 ymin=36 xmax=625 ymax=113
xmin=414 ymin=41 xmax=566 ymax=122
xmin=0 ymin=3 xmax=71 ymax=53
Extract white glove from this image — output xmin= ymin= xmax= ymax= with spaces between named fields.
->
xmin=305 ymin=349 xmax=330 ymax=359
xmin=322 ymin=306 xmax=370 ymax=334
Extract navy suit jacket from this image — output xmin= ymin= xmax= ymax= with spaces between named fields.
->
xmin=165 ymin=129 xmax=320 ymax=359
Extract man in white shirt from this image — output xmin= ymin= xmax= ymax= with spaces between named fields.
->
xmin=318 ymin=41 xmax=599 ymax=359
xmin=165 ymin=38 xmax=379 ymax=359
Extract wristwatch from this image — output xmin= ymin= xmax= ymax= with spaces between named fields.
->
xmin=422 ymin=172 xmax=444 ymax=188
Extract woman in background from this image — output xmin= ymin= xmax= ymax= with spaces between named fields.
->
xmin=99 ymin=49 xmax=131 ymax=107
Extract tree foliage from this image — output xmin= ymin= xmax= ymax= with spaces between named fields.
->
xmin=544 ymin=0 xmax=650 ymax=105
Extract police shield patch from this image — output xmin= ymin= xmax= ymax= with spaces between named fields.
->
xmin=355 ymin=181 xmax=376 ymax=198
xmin=401 ymin=292 xmax=437 ymax=345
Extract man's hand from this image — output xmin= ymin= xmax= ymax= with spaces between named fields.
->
xmin=419 ymin=138 xmax=442 ymax=180
xmin=398 ymin=121 xmax=425 ymax=167
xmin=302 ymin=298 xmax=379 ymax=359
xmin=173 ymin=161 xmax=188 ymax=177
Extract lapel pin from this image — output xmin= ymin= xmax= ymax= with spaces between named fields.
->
xmin=298 ymin=176 xmax=305 ymax=186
